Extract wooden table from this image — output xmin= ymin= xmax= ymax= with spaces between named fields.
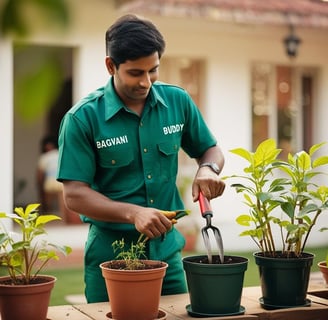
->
xmin=47 ymin=284 xmax=328 ymax=320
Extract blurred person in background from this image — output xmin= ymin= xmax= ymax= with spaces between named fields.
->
xmin=37 ymin=135 xmax=80 ymax=223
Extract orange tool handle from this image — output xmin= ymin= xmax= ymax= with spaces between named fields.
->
xmin=199 ymin=191 xmax=213 ymax=217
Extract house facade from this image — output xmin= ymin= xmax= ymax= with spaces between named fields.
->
xmin=1 ymin=0 xmax=328 ymax=250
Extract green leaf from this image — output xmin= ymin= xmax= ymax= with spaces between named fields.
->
xmin=254 ymin=138 xmax=281 ymax=165
xmin=35 ymin=214 xmax=61 ymax=227
xmin=236 ymin=215 xmax=252 ymax=226
xmin=0 ymin=233 xmax=9 ymax=245
xmin=296 ymin=151 xmax=311 ymax=171
xmin=38 ymin=249 xmax=59 ymax=261
xmin=25 ymin=203 xmax=40 ymax=217
xmin=309 ymin=142 xmax=326 ymax=156
xmin=0 ymin=0 xmax=28 ymax=36
xmin=229 ymin=148 xmax=253 ymax=163
xmin=313 ymin=156 xmax=328 ymax=168
xmin=9 ymin=253 xmax=24 ymax=268
xmin=298 ymin=204 xmax=319 ymax=217
xmin=281 ymin=202 xmax=295 ymax=219
xmin=239 ymin=230 xmax=257 ymax=237
xmin=48 ymin=243 xmax=72 ymax=256
xmin=286 ymin=224 xmax=298 ymax=233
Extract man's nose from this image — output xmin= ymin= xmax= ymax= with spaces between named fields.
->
xmin=139 ymin=74 xmax=151 ymax=88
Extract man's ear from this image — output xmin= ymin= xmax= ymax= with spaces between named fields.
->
xmin=105 ymin=57 xmax=116 ymax=75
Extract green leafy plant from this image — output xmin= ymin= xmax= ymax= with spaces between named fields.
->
xmin=0 ymin=203 xmax=72 ymax=285
xmin=224 ymin=138 xmax=328 ymax=258
xmin=112 ymin=236 xmax=148 ymax=270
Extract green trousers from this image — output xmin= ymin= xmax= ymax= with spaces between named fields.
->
xmin=84 ymin=224 xmax=187 ymax=303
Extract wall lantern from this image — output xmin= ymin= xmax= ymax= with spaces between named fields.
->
xmin=283 ymin=26 xmax=301 ymax=58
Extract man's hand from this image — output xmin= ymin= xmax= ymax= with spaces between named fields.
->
xmin=192 ymin=166 xmax=225 ymax=201
xmin=133 ymin=208 xmax=174 ymax=239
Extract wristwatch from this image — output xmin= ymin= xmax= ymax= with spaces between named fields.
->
xmin=199 ymin=162 xmax=220 ymax=175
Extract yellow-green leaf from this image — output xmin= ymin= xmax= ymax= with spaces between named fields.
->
xmin=236 ymin=214 xmax=252 ymax=226
xmin=35 ymin=214 xmax=61 ymax=227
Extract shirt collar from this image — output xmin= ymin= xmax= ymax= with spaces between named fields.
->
xmin=104 ymin=78 xmax=168 ymax=120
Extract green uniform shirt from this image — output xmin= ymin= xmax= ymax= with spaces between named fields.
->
xmin=57 ymin=78 xmax=217 ymax=228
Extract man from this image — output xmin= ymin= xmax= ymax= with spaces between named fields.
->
xmin=57 ymin=14 xmax=225 ymax=303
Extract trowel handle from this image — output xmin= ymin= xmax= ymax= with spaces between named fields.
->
xmin=199 ymin=191 xmax=213 ymax=217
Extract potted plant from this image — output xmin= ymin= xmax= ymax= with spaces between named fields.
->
xmin=100 ymin=210 xmax=188 ymax=320
xmin=225 ymin=138 xmax=328 ymax=309
xmin=0 ymin=203 xmax=72 ymax=320
xmin=182 ymin=194 xmax=248 ymax=317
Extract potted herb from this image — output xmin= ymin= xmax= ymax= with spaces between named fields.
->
xmin=0 ymin=203 xmax=72 ymax=320
xmin=225 ymin=138 xmax=328 ymax=309
xmin=100 ymin=210 xmax=188 ymax=320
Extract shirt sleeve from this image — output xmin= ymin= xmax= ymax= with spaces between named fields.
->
xmin=57 ymin=112 xmax=96 ymax=184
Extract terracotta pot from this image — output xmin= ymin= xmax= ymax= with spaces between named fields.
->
xmin=318 ymin=261 xmax=328 ymax=286
xmin=182 ymin=233 xmax=198 ymax=252
xmin=100 ymin=260 xmax=168 ymax=320
xmin=0 ymin=275 xmax=56 ymax=320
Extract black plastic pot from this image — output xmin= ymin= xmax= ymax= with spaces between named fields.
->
xmin=254 ymin=251 xmax=314 ymax=310
xmin=182 ymin=255 xmax=248 ymax=317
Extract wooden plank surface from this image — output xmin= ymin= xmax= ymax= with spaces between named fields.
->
xmin=47 ymin=305 xmax=93 ymax=320
xmin=46 ymin=285 xmax=328 ymax=320
xmin=159 ymin=292 xmax=258 ymax=319
xmin=74 ymin=302 xmax=182 ymax=319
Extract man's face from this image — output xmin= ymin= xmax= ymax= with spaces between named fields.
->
xmin=108 ymin=52 xmax=160 ymax=105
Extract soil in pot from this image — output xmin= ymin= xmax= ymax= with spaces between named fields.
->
xmin=183 ymin=255 xmax=248 ymax=316
xmin=104 ymin=260 xmax=164 ymax=270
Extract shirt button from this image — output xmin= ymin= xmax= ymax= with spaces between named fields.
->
xmin=143 ymin=148 xmax=148 ymax=153
xmin=150 ymin=199 xmax=154 ymax=204
xmin=111 ymin=160 xmax=116 ymax=165
xmin=140 ymin=121 xmax=143 ymax=127
xmin=147 ymin=174 xmax=152 ymax=179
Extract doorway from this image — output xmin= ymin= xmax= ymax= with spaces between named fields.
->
xmin=13 ymin=44 xmax=73 ymax=208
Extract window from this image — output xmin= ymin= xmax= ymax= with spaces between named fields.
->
xmin=251 ymin=63 xmax=317 ymax=156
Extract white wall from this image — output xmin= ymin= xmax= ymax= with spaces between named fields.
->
xmin=0 ymin=38 xmax=13 ymax=220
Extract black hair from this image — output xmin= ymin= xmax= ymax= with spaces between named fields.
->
xmin=105 ymin=14 xmax=166 ymax=67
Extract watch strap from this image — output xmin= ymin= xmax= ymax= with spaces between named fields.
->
xmin=199 ymin=162 xmax=220 ymax=175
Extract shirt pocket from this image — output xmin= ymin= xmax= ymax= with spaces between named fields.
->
xmin=157 ymin=140 xmax=180 ymax=180
xmin=98 ymin=146 xmax=134 ymax=168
